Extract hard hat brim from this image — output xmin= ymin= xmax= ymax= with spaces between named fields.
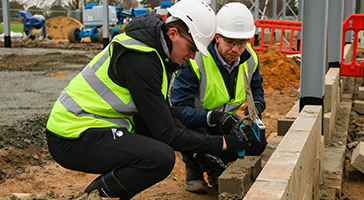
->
xmin=195 ymin=40 xmax=209 ymax=57
xmin=217 ymin=26 xmax=256 ymax=39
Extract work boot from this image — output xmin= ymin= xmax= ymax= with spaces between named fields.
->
xmin=185 ymin=164 xmax=208 ymax=193
xmin=195 ymin=154 xmax=226 ymax=189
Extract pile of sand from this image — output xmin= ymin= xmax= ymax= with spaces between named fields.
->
xmin=258 ymin=46 xmax=300 ymax=90
xmin=33 ymin=16 xmax=84 ymax=40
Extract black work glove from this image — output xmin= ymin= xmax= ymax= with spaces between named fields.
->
xmin=224 ymin=125 xmax=253 ymax=151
xmin=244 ymin=102 xmax=263 ymax=119
xmin=210 ymin=111 xmax=244 ymax=135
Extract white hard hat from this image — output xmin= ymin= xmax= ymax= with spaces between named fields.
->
xmin=216 ymin=2 xmax=256 ymax=39
xmin=167 ymin=0 xmax=217 ymax=57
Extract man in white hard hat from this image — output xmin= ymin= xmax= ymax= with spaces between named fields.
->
xmin=171 ymin=2 xmax=267 ymax=193
xmin=46 ymin=0 xmax=255 ymax=199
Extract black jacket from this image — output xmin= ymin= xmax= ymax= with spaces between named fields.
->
xmin=108 ymin=13 xmax=223 ymax=155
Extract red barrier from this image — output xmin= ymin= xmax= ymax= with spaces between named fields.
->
xmin=250 ymin=19 xmax=302 ymax=55
xmin=341 ymin=14 xmax=364 ymax=77
xmin=160 ymin=13 xmax=167 ymax=22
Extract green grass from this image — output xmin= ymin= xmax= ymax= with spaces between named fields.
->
xmin=0 ymin=23 xmax=25 ymax=34
xmin=0 ymin=23 xmax=125 ymax=34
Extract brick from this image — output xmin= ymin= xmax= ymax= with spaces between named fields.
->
xmin=285 ymin=100 xmax=300 ymax=119
xmin=243 ymin=181 xmax=289 ymax=200
xmin=248 ymin=156 xmax=262 ymax=179
xmin=277 ymin=100 xmax=312 ymax=137
xmin=323 ymin=112 xmax=333 ymax=147
xmin=312 ymin=136 xmax=324 ymax=199
xmin=353 ymin=100 xmax=364 ymax=114
xmin=320 ymin=188 xmax=337 ymax=200
xmin=260 ymin=132 xmax=282 ymax=167
xmin=343 ymin=76 xmax=355 ymax=94
xmin=358 ymin=86 xmax=364 ymax=100
xmin=323 ymin=86 xmax=339 ymax=146
xmin=260 ymin=147 xmax=275 ymax=168
xmin=325 ymin=173 xmax=342 ymax=199
xmin=354 ymin=77 xmax=363 ymax=96
xmin=318 ymin=136 xmax=325 ymax=182
xmin=324 ymin=150 xmax=345 ymax=173
xmin=302 ymin=181 xmax=313 ymax=200
xmin=324 ymin=68 xmax=340 ymax=113
xmin=351 ymin=141 xmax=364 ymax=174
xmin=276 ymin=130 xmax=310 ymax=153
xmin=266 ymin=132 xmax=283 ymax=146
xmin=256 ymin=151 xmax=299 ymax=186
xmin=295 ymin=105 xmax=322 ymax=119
xmin=277 ymin=118 xmax=294 ymax=136
xmin=343 ymin=43 xmax=353 ymax=63
xmin=342 ymin=93 xmax=353 ymax=100
xmin=345 ymin=164 xmax=364 ymax=181
xmin=218 ymin=156 xmax=262 ymax=194
xmin=288 ymin=117 xmax=320 ymax=133
xmin=218 ymin=168 xmax=252 ymax=195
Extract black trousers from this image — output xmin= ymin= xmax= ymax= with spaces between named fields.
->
xmin=46 ymin=127 xmax=175 ymax=197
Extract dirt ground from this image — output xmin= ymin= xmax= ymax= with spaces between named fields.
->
xmin=0 ymin=39 xmax=363 ymax=200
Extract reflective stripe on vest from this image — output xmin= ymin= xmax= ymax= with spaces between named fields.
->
xmin=190 ymin=43 xmax=258 ymax=113
xmin=47 ymin=33 xmax=168 ymax=138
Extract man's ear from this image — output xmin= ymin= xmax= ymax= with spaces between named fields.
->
xmin=168 ymin=28 xmax=178 ymax=40
xmin=215 ymin=34 xmax=220 ymax=43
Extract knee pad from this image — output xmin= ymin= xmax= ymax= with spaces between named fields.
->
xmin=84 ymin=171 xmax=133 ymax=200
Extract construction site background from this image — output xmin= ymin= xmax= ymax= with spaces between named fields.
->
xmin=1 ymin=3 xmax=364 ymax=199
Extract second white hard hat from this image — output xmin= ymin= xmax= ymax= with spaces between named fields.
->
xmin=216 ymin=2 xmax=256 ymax=39
xmin=167 ymin=0 xmax=217 ymax=57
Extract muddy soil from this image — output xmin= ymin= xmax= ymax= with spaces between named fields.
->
xmin=0 ymin=40 xmax=103 ymax=51
xmin=0 ymin=40 xmax=363 ymax=200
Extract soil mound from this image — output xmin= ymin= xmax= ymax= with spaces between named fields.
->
xmin=258 ymin=46 xmax=300 ymax=90
xmin=33 ymin=16 xmax=84 ymax=40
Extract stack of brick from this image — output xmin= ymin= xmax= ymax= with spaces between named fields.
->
xmin=243 ymin=106 xmax=324 ymax=199
xmin=217 ymin=44 xmax=353 ymax=199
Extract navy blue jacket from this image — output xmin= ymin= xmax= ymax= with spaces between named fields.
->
xmin=170 ymin=39 xmax=266 ymax=130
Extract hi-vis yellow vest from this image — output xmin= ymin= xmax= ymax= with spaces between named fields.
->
xmin=47 ymin=33 xmax=168 ymax=138
xmin=189 ymin=43 xmax=258 ymax=114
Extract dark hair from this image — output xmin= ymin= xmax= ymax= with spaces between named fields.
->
xmin=165 ymin=14 xmax=190 ymax=36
